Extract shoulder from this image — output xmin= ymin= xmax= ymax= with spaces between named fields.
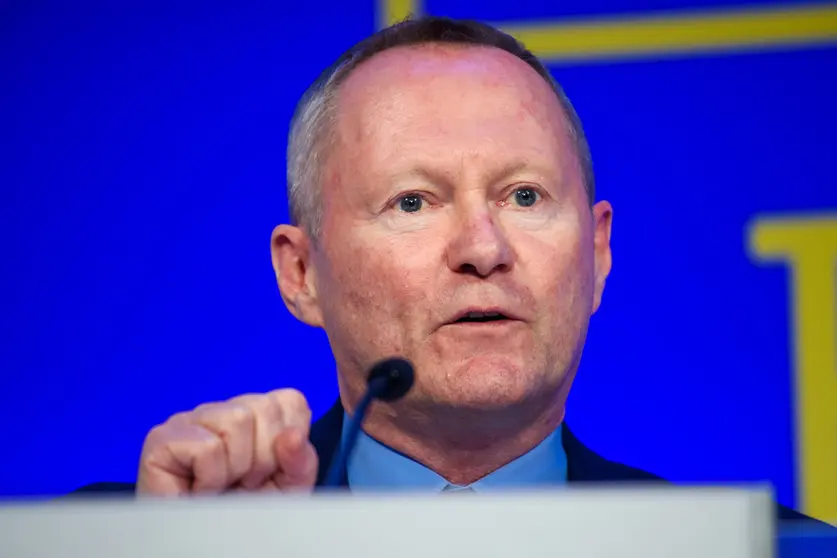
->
xmin=777 ymin=503 xmax=835 ymax=528
xmin=562 ymin=424 xmax=663 ymax=483
xmin=66 ymin=481 xmax=137 ymax=496
xmin=562 ymin=424 xmax=832 ymax=527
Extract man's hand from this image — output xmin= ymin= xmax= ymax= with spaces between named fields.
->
xmin=137 ymin=389 xmax=318 ymax=495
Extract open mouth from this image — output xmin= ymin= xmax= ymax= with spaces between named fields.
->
xmin=453 ymin=311 xmax=510 ymax=324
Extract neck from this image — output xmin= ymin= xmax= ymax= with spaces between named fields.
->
xmin=344 ymin=389 xmax=569 ymax=486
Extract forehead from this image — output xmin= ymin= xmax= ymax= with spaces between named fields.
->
xmin=339 ymin=43 xmax=554 ymax=103
xmin=332 ymin=44 xmax=571 ymax=163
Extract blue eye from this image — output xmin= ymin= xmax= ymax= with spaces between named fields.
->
xmin=398 ymin=195 xmax=423 ymax=213
xmin=513 ymin=187 xmax=539 ymax=207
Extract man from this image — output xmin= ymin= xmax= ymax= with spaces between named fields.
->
xmin=74 ymin=16 xmax=818 ymax=522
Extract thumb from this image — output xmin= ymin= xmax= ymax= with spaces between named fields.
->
xmin=272 ymin=427 xmax=319 ymax=491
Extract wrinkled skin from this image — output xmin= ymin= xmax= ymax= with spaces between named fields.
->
xmin=272 ymin=44 xmax=612 ymax=484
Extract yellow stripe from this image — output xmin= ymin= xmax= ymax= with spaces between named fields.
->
xmin=379 ymin=1 xmax=837 ymax=61
xmin=379 ymin=0 xmax=421 ymax=28
xmin=501 ymin=4 xmax=837 ymax=62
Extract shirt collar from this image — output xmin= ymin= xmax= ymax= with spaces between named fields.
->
xmin=342 ymin=413 xmax=567 ymax=493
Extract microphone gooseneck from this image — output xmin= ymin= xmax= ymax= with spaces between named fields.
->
xmin=323 ymin=357 xmax=415 ymax=487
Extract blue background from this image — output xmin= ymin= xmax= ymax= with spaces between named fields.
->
xmin=1 ymin=0 xmax=835 ymax=515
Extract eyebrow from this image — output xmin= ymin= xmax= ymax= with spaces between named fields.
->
xmin=389 ymin=159 xmax=555 ymax=187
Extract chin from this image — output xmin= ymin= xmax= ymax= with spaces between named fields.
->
xmin=429 ymin=353 xmax=542 ymax=410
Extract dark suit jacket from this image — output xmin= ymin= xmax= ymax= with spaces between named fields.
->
xmin=72 ymin=401 xmax=828 ymax=526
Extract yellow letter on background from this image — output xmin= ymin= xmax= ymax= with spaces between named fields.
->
xmin=749 ymin=214 xmax=837 ymax=523
xmin=378 ymin=0 xmax=419 ymax=28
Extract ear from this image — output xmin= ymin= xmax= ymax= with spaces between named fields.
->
xmin=270 ymin=224 xmax=324 ymax=328
xmin=591 ymin=201 xmax=613 ymax=314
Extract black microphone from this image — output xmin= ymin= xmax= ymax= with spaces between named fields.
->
xmin=323 ymin=357 xmax=415 ymax=487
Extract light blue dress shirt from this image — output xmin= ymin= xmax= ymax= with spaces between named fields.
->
xmin=342 ymin=413 xmax=568 ymax=493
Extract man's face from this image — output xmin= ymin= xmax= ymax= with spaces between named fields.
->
xmin=308 ymin=45 xmax=611 ymax=412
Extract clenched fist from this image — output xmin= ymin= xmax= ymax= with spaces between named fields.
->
xmin=137 ymin=389 xmax=318 ymax=495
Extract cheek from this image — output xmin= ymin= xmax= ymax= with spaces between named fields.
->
xmin=526 ymin=222 xmax=595 ymax=329
xmin=317 ymin=232 xmax=437 ymax=352
xmin=339 ymin=234 xmax=432 ymax=297
xmin=326 ymin=244 xmax=389 ymax=319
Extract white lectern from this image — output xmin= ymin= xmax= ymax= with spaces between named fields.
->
xmin=0 ymin=486 xmax=774 ymax=558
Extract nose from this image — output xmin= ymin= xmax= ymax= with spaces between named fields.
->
xmin=446 ymin=207 xmax=514 ymax=278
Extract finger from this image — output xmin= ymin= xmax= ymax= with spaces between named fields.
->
xmin=267 ymin=388 xmax=312 ymax=432
xmin=137 ymin=420 xmax=191 ymax=496
xmin=192 ymin=402 xmax=254 ymax=486
xmin=138 ymin=422 xmax=228 ymax=496
xmin=272 ymin=426 xmax=318 ymax=491
xmin=235 ymin=389 xmax=311 ymax=489
xmin=229 ymin=394 xmax=281 ymax=489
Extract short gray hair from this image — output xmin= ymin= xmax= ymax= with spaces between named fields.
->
xmin=287 ymin=15 xmax=596 ymax=239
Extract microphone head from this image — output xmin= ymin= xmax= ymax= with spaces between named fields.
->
xmin=367 ymin=357 xmax=415 ymax=402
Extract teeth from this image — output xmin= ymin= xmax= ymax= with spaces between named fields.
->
xmin=466 ymin=311 xmax=500 ymax=318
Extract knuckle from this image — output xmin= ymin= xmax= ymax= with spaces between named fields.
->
xmin=167 ymin=411 xmax=192 ymax=425
xmin=192 ymin=401 xmax=221 ymax=414
xmin=230 ymin=393 xmax=262 ymax=403
xmin=140 ymin=425 xmax=187 ymax=468
xmin=141 ymin=439 xmax=172 ymax=468
xmin=231 ymin=393 xmax=272 ymax=416
xmin=270 ymin=388 xmax=310 ymax=419
xmin=193 ymin=401 xmax=254 ymax=432
xmin=204 ymin=435 xmax=226 ymax=460
xmin=226 ymin=400 xmax=251 ymax=422
xmin=224 ymin=402 xmax=255 ymax=432
xmin=143 ymin=421 xmax=173 ymax=448
xmin=188 ymin=432 xmax=226 ymax=469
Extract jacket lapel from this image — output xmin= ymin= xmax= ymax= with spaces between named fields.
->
xmin=304 ymin=400 xmax=821 ymax=525
xmin=311 ymin=401 xmax=348 ymax=487
xmin=308 ymin=400 xmax=661 ymax=487
xmin=562 ymin=425 xmax=662 ymax=483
